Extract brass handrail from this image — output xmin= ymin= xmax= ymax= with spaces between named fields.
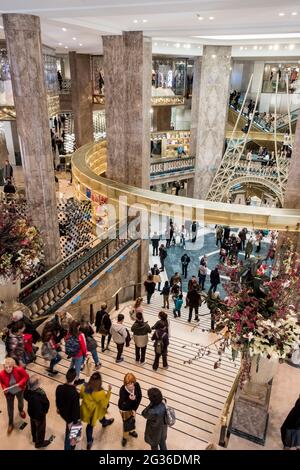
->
xmin=72 ymin=141 xmax=300 ymax=231
xmin=219 ymin=369 xmax=241 ymax=447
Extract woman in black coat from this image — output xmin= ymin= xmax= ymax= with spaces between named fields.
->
xmin=95 ymin=303 xmax=112 ymax=352
xmin=142 ymin=387 xmax=167 ymax=450
xmin=281 ymin=396 xmax=300 ymax=448
xmin=118 ymin=373 xmax=142 ymax=447
xmin=24 ymin=375 xmax=51 ymax=449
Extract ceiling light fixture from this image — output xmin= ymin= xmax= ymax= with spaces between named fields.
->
xmin=154 ymin=42 xmax=158 ymax=46
xmin=142 ymin=19 xmax=148 ymax=23
xmin=175 ymin=43 xmax=181 ymax=48
xmin=58 ymin=42 xmax=62 ymax=46
xmin=79 ymin=43 xmax=83 ymax=46
xmin=253 ymin=45 xmax=258 ymax=50
xmin=269 ymin=45 xmax=273 ymax=50
xmin=133 ymin=19 xmax=138 ymax=23
xmin=72 ymin=37 xmax=76 ymax=40
xmin=64 ymin=46 xmax=68 ymax=49
xmin=211 ymin=54 xmax=216 ymax=58
xmin=259 ymin=46 xmax=263 ymax=50
xmin=289 ymin=44 xmax=295 ymax=50
xmin=0 ymin=25 xmax=3 ymax=29
xmin=62 ymin=27 xmax=67 ymax=31
xmin=240 ymin=46 xmax=244 ymax=50
xmin=278 ymin=12 xmax=285 ymax=16
xmin=198 ymin=16 xmax=204 ymax=20
xmin=208 ymin=16 xmax=214 ymax=20
xmin=291 ymin=12 xmax=298 ymax=16
xmin=273 ymin=44 xmax=279 ymax=50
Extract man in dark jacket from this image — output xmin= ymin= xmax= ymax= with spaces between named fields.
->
xmin=152 ymin=322 xmax=169 ymax=370
xmin=181 ymin=253 xmax=191 ymax=279
xmin=142 ymin=387 xmax=167 ymax=450
xmin=209 ymin=267 xmax=221 ymax=293
xmin=3 ymin=159 xmax=13 ymax=183
xmin=186 ymin=287 xmax=201 ymax=322
xmin=55 ymin=369 xmax=80 ymax=450
xmin=24 ymin=375 xmax=51 ymax=448
xmin=95 ymin=303 xmax=112 ymax=352
xmin=151 ymin=232 xmax=160 ymax=256
xmin=159 ymin=244 xmax=167 ymax=271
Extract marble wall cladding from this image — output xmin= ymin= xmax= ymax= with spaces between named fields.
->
xmin=194 ymin=46 xmax=232 ymax=199
xmin=69 ymin=52 xmax=93 ymax=147
xmin=284 ymin=113 xmax=300 ymax=209
xmin=190 ymin=57 xmax=201 ymax=157
xmin=103 ymin=32 xmax=151 ymax=189
xmin=3 ymin=14 xmax=61 ymax=267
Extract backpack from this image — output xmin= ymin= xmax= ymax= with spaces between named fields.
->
xmin=41 ymin=342 xmax=57 ymax=361
xmin=164 ymin=400 xmax=176 ymax=427
xmin=98 ymin=314 xmax=108 ymax=335
xmin=155 ymin=332 xmax=166 ymax=355
xmin=65 ymin=335 xmax=80 ymax=357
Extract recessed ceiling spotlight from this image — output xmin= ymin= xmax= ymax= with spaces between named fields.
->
xmin=133 ymin=19 xmax=138 ymax=23
xmin=197 ymin=16 xmax=204 ymax=20
xmin=240 ymin=46 xmax=244 ymax=50
xmin=291 ymin=12 xmax=298 ymax=16
xmin=289 ymin=44 xmax=295 ymax=50
xmin=142 ymin=19 xmax=148 ymax=23
xmin=58 ymin=42 xmax=62 ymax=46
xmin=175 ymin=43 xmax=181 ymax=48
xmin=278 ymin=12 xmax=285 ymax=16
xmin=273 ymin=44 xmax=279 ymax=50
xmin=154 ymin=42 xmax=158 ymax=46
xmin=64 ymin=46 xmax=68 ymax=49
xmin=79 ymin=43 xmax=83 ymax=46
xmin=208 ymin=16 xmax=214 ymax=20
xmin=62 ymin=27 xmax=67 ymax=31
xmin=244 ymin=47 xmax=248 ymax=50
xmin=185 ymin=44 xmax=191 ymax=48
xmin=166 ymin=43 xmax=169 ymax=46
xmin=269 ymin=45 xmax=273 ymax=50
xmin=72 ymin=37 xmax=77 ymax=41
xmin=211 ymin=54 xmax=216 ymax=58
xmin=253 ymin=45 xmax=258 ymax=50
xmin=259 ymin=46 xmax=263 ymax=50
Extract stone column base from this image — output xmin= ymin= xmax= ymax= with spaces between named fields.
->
xmin=229 ymin=383 xmax=272 ymax=445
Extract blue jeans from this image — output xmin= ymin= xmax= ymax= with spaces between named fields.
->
xmin=91 ymin=348 xmax=100 ymax=366
xmin=70 ymin=356 xmax=84 ymax=379
xmin=50 ymin=352 xmax=62 ymax=371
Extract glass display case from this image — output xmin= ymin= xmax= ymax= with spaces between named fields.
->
xmin=152 ymin=57 xmax=192 ymax=97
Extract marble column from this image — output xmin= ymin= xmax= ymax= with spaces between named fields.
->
xmin=103 ymin=31 xmax=151 ymax=189
xmin=193 ymin=46 xmax=232 ymax=199
xmin=3 ymin=14 xmax=61 ymax=266
xmin=69 ymin=52 xmax=93 ymax=147
xmin=190 ymin=57 xmax=201 ymax=157
xmin=282 ymin=113 xmax=300 ymax=247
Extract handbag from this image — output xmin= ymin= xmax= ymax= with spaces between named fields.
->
xmin=86 ymin=335 xmax=97 ymax=352
xmin=123 ymin=415 xmax=136 ymax=433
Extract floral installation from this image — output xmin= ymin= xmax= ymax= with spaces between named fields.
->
xmin=0 ymin=203 xmax=44 ymax=282
xmin=182 ymin=235 xmax=300 ymax=386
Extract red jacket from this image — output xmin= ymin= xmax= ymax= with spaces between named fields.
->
xmin=0 ymin=366 xmax=29 ymax=392
xmin=65 ymin=332 xmax=87 ymax=358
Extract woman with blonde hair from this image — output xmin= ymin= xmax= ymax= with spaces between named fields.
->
xmin=80 ymin=372 xmax=114 ymax=450
xmin=118 ymin=372 xmax=142 ymax=447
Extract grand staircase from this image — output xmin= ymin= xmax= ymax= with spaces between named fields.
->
xmin=1 ymin=291 xmax=238 ymax=451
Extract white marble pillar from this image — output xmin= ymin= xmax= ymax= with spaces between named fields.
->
xmin=3 ymin=14 xmax=61 ymax=266
xmin=193 ymin=46 xmax=232 ymax=200
xmin=103 ymin=31 xmax=151 ymax=189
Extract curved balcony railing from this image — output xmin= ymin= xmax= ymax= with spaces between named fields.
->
xmin=71 ymin=141 xmax=300 ymax=231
